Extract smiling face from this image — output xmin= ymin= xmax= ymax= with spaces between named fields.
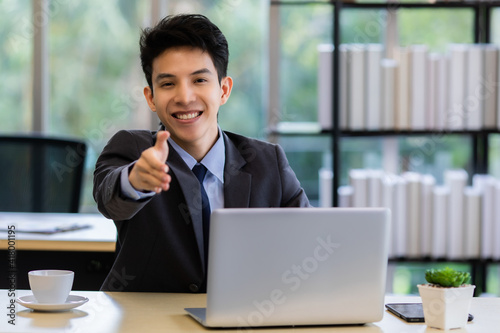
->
xmin=144 ymin=46 xmax=232 ymax=161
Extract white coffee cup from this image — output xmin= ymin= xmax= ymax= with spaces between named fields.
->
xmin=28 ymin=270 xmax=74 ymax=304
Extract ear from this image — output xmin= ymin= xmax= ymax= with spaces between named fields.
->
xmin=219 ymin=76 xmax=233 ymax=106
xmin=144 ymin=86 xmax=156 ymax=112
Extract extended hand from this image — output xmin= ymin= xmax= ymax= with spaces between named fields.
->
xmin=129 ymin=131 xmax=171 ymax=193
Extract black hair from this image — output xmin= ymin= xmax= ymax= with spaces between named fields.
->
xmin=139 ymin=14 xmax=229 ymax=90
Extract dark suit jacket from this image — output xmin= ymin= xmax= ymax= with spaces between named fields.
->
xmin=93 ymin=129 xmax=310 ymax=292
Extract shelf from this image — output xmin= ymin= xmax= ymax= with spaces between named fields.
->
xmin=338 ymin=129 xmax=500 ymax=137
xmin=270 ymin=124 xmax=500 ymax=137
xmin=270 ymin=0 xmax=500 ymax=8
xmin=341 ymin=1 xmax=494 ymax=9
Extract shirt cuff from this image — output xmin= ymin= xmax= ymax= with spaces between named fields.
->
xmin=120 ymin=164 xmax=156 ymax=200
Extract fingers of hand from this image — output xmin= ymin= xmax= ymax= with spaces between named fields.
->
xmin=130 ymin=152 xmax=171 ymax=192
xmin=154 ymin=131 xmax=170 ymax=162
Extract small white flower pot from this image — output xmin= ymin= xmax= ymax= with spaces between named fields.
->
xmin=417 ymin=284 xmax=475 ymax=330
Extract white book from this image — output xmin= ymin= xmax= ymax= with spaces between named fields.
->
xmin=472 ymin=174 xmax=496 ymax=259
xmin=381 ymin=59 xmax=397 ymax=130
xmin=482 ymin=44 xmax=498 ymax=129
xmin=337 ymin=185 xmax=353 ymax=208
xmin=421 ymin=174 xmax=436 ymax=257
xmin=435 ymin=55 xmax=449 ymax=130
xmin=365 ymin=44 xmax=384 ymax=130
xmin=498 ymin=46 xmax=500 ymax=129
xmin=348 ymin=44 xmax=366 ymax=130
xmin=403 ymin=172 xmax=422 ymax=258
xmin=432 ymin=186 xmax=449 ymax=259
xmin=382 ymin=175 xmax=397 ymax=258
xmin=393 ymin=47 xmax=410 ymax=130
xmin=447 ymin=44 xmax=469 ymax=130
xmin=495 ymin=181 xmax=500 ymax=260
xmin=410 ymin=45 xmax=428 ymax=130
xmin=444 ymin=169 xmax=468 ymax=259
xmin=349 ymin=169 xmax=368 ymax=207
xmin=340 ymin=44 xmax=349 ymax=130
xmin=427 ymin=53 xmax=439 ymax=130
xmin=394 ymin=176 xmax=408 ymax=257
xmin=463 ymin=186 xmax=482 ymax=259
xmin=318 ymin=167 xmax=333 ymax=207
xmin=465 ymin=45 xmax=483 ymax=130
xmin=367 ymin=169 xmax=384 ymax=207
xmin=317 ymin=44 xmax=333 ymax=131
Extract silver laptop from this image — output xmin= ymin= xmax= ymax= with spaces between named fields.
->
xmin=185 ymin=207 xmax=391 ymax=328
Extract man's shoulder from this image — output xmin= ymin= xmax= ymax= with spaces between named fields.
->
xmin=223 ymin=130 xmax=277 ymax=150
xmin=103 ymin=130 xmax=157 ymax=154
xmin=109 ymin=129 xmax=156 ymax=144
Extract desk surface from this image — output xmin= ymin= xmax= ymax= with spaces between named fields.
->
xmin=0 ymin=212 xmax=116 ymax=252
xmin=2 ymin=290 xmax=499 ymax=333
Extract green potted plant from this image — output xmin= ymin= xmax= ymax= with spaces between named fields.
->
xmin=417 ymin=267 xmax=475 ymax=330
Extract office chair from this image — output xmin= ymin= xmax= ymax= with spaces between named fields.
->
xmin=0 ymin=134 xmax=87 ymax=212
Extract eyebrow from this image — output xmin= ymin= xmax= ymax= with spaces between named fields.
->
xmin=154 ymin=68 xmax=213 ymax=82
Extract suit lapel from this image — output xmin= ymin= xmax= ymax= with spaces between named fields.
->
xmin=222 ymin=132 xmax=252 ymax=208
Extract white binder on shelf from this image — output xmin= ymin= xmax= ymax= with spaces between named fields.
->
xmin=403 ymin=172 xmax=422 ymax=258
xmin=394 ymin=176 xmax=408 ymax=258
xmin=394 ymin=47 xmax=410 ymax=130
xmin=431 ymin=186 xmax=449 ymax=259
xmin=348 ymin=44 xmax=366 ymax=130
xmin=367 ymin=169 xmax=384 ymax=207
xmin=340 ymin=44 xmax=349 ymax=130
xmin=427 ymin=53 xmax=439 ymax=130
xmin=319 ymin=167 xmax=333 ymax=208
xmin=337 ymin=185 xmax=353 ymax=208
xmin=447 ymin=44 xmax=469 ymax=130
xmin=365 ymin=44 xmax=383 ymax=130
xmin=463 ymin=186 xmax=481 ymax=259
xmin=349 ymin=169 xmax=368 ymax=207
xmin=421 ymin=174 xmax=436 ymax=257
xmin=465 ymin=44 xmax=483 ymax=130
xmin=381 ymin=59 xmax=397 ymax=130
xmin=410 ymin=45 xmax=428 ymax=130
xmin=494 ymin=181 xmax=500 ymax=260
xmin=444 ymin=169 xmax=468 ymax=259
xmin=435 ymin=54 xmax=449 ymax=130
xmin=382 ymin=175 xmax=397 ymax=258
xmin=482 ymin=44 xmax=498 ymax=129
xmin=472 ymin=174 xmax=496 ymax=259
xmin=317 ymin=44 xmax=333 ymax=131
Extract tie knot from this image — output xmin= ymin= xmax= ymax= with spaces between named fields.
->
xmin=192 ymin=164 xmax=208 ymax=183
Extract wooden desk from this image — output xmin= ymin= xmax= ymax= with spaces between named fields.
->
xmin=0 ymin=213 xmax=116 ymax=291
xmin=0 ymin=212 xmax=116 ymax=252
xmin=2 ymin=290 xmax=499 ymax=332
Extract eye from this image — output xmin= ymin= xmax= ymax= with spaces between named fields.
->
xmin=160 ymin=81 xmax=173 ymax=87
xmin=195 ymin=78 xmax=208 ymax=83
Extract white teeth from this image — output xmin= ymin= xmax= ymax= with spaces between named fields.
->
xmin=175 ymin=112 xmax=201 ymax=120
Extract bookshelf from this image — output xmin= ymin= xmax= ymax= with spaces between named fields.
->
xmin=270 ymin=0 xmax=500 ymax=294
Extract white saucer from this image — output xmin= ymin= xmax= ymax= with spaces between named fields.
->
xmin=16 ymin=295 xmax=89 ymax=312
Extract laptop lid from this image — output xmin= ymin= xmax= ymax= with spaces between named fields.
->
xmin=186 ymin=207 xmax=391 ymax=328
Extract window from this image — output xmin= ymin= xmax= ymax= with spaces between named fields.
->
xmin=0 ymin=0 xmax=32 ymax=132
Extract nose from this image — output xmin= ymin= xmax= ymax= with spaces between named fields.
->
xmin=174 ymin=81 xmax=196 ymax=105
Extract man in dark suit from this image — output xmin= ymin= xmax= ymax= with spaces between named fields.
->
xmin=93 ymin=14 xmax=310 ymax=293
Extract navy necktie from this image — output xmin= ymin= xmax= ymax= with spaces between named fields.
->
xmin=192 ymin=164 xmax=211 ymax=272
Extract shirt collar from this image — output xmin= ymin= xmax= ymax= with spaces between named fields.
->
xmin=168 ymin=127 xmax=225 ymax=183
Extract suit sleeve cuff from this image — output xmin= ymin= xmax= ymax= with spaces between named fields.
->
xmin=120 ymin=163 xmax=156 ymax=200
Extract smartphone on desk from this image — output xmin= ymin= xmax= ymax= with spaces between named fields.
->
xmin=385 ymin=303 xmax=474 ymax=323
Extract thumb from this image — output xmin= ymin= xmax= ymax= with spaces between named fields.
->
xmin=154 ymin=130 xmax=170 ymax=161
